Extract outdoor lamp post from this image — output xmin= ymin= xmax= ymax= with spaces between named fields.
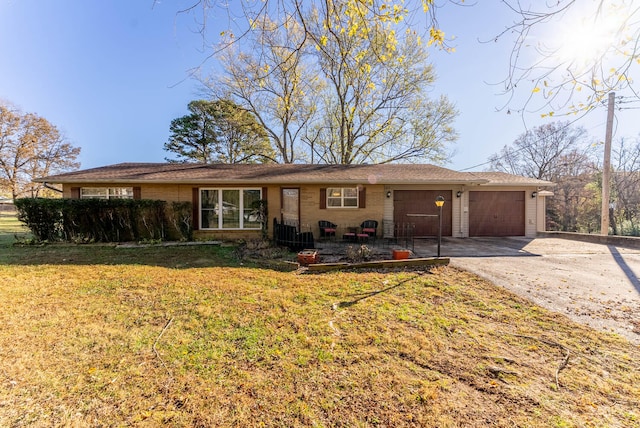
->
xmin=435 ymin=196 xmax=445 ymax=257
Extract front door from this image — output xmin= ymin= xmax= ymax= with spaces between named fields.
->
xmin=281 ymin=188 xmax=300 ymax=227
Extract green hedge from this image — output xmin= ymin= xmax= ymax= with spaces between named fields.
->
xmin=15 ymin=198 xmax=192 ymax=243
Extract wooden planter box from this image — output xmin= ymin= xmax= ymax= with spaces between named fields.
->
xmin=297 ymin=250 xmax=319 ymax=265
xmin=392 ymin=249 xmax=411 ymax=260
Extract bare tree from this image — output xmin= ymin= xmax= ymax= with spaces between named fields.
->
xmin=171 ymin=0 xmax=445 ymax=57
xmin=174 ymin=1 xmax=640 ymax=120
xmin=496 ymin=1 xmax=640 ymax=117
xmin=488 ymin=121 xmax=590 ymax=180
xmin=489 ymin=121 xmax=599 ymax=231
xmin=0 ymin=102 xmax=80 ymax=199
xmin=305 ymin=1 xmax=457 ymax=164
xmin=204 ymin=1 xmax=457 ymax=165
xmin=610 ymin=137 xmax=640 ymax=235
xmin=207 ymin=14 xmax=316 ymax=163
xmin=548 ymin=150 xmax=597 ymax=232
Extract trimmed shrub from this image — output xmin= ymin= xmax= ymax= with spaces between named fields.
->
xmin=15 ymin=198 xmax=193 ymax=243
xmin=165 ymin=201 xmax=193 ymax=241
xmin=14 ymin=198 xmax=63 ymax=242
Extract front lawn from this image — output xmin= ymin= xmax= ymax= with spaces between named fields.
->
xmin=1 ymin=217 xmax=639 ymax=426
xmin=0 ymin=213 xmax=28 ymax=247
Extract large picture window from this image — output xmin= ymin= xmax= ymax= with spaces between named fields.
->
xmin=327 ymin=187 xmax=358 ymax=208
xmin=200 ymin=188 xmax=262 ymax=230
xmin=81 ymin=187 xmax=134 ymax=199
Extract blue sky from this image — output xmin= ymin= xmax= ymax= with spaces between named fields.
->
xmin=1 ymin=1 xmax=637 ymax=172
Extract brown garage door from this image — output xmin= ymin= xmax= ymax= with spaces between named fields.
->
xmin=469 ymin=191 xmax=525 ymax=236
xmin=394 ymin=190 xmax=452 ymax=237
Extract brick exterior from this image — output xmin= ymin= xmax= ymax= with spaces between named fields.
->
xmin=52 ymin=164 xmax=553 ymax=241
xmin=298 ymin=184 xmax=385 ymax=238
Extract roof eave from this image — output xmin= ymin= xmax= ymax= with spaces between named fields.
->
xmin=480 ymin=182 xmax=557 ymax=187
xmin=40 ymin=178 xmax=490 ymax=185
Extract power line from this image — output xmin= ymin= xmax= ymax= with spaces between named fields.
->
xmin=458 ymin=106 xmax=596 ymax=171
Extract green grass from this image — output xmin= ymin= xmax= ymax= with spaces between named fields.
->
xmin=0 ymin=213 xmax=240 ymax=267
xmin=1 ymin=215 xmax=639 ymax=427
xmin=0 ymin=213 xmax=28 ymax=246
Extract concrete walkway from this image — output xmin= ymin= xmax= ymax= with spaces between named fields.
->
xmin=414 ymin=237 xmax=640 ymax=344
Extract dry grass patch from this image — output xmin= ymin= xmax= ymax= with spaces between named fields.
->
xmin=0 ymin=218 xmax=638 ymax=426
xmin=0 ymin=254 xmax=638 ymax=427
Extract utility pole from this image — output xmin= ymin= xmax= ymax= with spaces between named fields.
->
xmin=600 ymin=92 xmax=615 ymax=236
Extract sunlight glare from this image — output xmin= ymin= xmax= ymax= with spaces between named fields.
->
xmin=555 ymin=2 xmax=628 ymax=71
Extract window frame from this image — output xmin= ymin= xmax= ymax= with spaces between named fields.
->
xmin=326 ymin=187 xmax=359 ymax=209
xmin=199 ymin=188 xmax=262 ymax=230
xmin=80 ymin=187 xmax=134 ymax=200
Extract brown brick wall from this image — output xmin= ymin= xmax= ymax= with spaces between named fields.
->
xmin=298 ymin=184 xmax=385 ymax=238
xmin=62 ymin=183 xmax=385 ymax=240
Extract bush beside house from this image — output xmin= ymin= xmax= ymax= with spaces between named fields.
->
xmin=15 ymin=198 xmax=192 ymax=243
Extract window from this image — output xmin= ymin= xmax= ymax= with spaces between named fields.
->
xmin=327 ymin=187 xmax=358 ymax=208
xmin=200 ymin=188 xmax=262 ymax=230
xmin=81 ymin=187 xmax=134 ymax=199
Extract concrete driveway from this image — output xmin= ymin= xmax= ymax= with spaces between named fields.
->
xmin=412 ymin=237 xmax=640 ymax=344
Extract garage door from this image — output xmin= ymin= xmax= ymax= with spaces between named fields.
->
xmin=469 ymin=191 xmax=525 ymax=236
xmin=394 ymin=190 xmax=452 ymax=237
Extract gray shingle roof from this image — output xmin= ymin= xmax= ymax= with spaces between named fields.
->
xmin=466 ymin=171 xmax=555 ymax=187
xmin=37 ymin=162 xmax=554 ymax=187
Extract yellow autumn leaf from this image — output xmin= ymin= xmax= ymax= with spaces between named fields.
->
xmin=532 ymin=87 xmax=541 ymax=93
xmin=320 ymin=35 xmax=328 ymax=46
xmin=428 ymin=27 xmax=444 ymax=47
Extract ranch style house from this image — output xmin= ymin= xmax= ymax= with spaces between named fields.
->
xmin=37 ymin=162 xmax=555 ymax=241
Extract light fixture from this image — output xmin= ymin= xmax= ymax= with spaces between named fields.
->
xmin=531 ymin=191 xmax=538 ymax=199
xmin=386 ymin=191 xmax=392 ymax=198
xmin=456 ymin=191 xmax=463 ymax=198
xmin=435 ymin=196 xmax=445 ymax=258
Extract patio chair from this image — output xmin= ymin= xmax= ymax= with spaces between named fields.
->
xmin=318 ymin=220 xmax=338 ymax=240
xmin=360 ymin=220 xmax=378 ymax=238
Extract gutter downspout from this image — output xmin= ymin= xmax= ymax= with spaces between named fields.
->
xmin=43 ymin=182 xmax=63 ymax=194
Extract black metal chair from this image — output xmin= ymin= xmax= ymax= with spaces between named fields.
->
xmin=318 ymin=220 xmax=338 ymax=240
xmin=360 ymin=220 xmax=378 ymax=238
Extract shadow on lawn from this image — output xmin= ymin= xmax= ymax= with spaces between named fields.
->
xmin=338 ymin=273 xmax=428 ymax=307
xmin=0 ymin=240 xmax=245 ymax=269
